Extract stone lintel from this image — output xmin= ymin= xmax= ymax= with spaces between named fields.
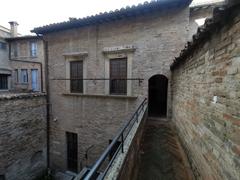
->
xmin=63 ymin=52 xmax=88 ymax=58
xmin=103 ymin=45 xmax=136 ymax=54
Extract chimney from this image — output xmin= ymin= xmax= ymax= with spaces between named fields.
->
xmin=9 ymin=21 xmax=19 ymax=37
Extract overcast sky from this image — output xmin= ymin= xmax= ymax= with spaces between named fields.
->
xmin=0 ymin=0 xmax=224 ymax=35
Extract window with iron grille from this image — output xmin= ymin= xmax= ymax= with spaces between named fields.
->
xmin=110 ymin=58 xmax=127 ymax=95
xmin=30 ymin=41 xmax=37 ymax=57
xmin=0 ymin=74 xmax=8 ymax=90
xmin=70 ymin=61 xmax=83 ymax=93
xmin=21 ymin=69 xmax=28 ymax=83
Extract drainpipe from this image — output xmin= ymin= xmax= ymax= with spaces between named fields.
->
xmin=37 ymin=33 xmax=50 ymax=170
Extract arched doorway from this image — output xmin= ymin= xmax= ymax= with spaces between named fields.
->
xmin=148 ymin=75 xmax=168 ymax=117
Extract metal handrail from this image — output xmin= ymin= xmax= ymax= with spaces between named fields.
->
xmin=83 ymin=98 xmax=147 ymax=180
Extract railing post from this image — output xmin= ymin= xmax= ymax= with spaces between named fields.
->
xmin=121 ymin=134 xmax=124 ymax=153
xmin=136 ymin=111 xmax=139 ymax=123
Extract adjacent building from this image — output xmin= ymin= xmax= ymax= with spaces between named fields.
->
xmin=6 ymin=35 xmax=45 ymax=92
xmin=0 ymin=22 xmax=45 ymax=92
xmin=0 ymin=25 xmax=11 ymax=91
xmin=0 ymin=23 xmax=47 ymax=180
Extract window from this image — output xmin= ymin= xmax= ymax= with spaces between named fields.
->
xmin=0 ymin=74 xmax=8 ymax=90
xmin=14 ymin=69 xmax=18 ymax=83
xmin=0 ymin=42 xmax=7 ymax=50
xmin=12 ymin=43 xmax=18 ymax=57
xmin=21 ymin=69 xmax=28 ymax=83
xmin=30 ymin=41 xmax=37 ymax=57
xmin=70 ymin=61 xmax=83 ymax=93
xmin=110 ymin=58 xmax=127 ymax=95
xmin=66 ymin=132 xmax=78 ymax=173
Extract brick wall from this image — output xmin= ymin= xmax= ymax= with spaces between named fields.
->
xmin=0 ymin=93 xmax=47 ymax=180
xmin=171 ymin=7 xmax=240 ymax=180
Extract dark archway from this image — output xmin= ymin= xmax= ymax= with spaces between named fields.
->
xmin=148 ymin=75 xmax=168 ymax=117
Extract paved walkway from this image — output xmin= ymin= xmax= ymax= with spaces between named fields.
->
xmin=135 ymin=117 xmax=193 ymax=180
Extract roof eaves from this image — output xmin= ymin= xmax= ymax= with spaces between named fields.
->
xmin=5 ymin=35 xmax=43 ymax=41
xmin=32 ymin=0 xmax=192 ymax=34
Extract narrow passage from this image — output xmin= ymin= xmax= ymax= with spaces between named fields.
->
xmin=135 ymin=118 xmax=193 ymax=180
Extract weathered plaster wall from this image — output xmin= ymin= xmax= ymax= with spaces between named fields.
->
xmin=45 ymin=6 xmax=190 ymax=173
xmin=9 ymin=39 xmax=45 ymax=92
xmin=0 ymin=93 xmax=47 ymax=180
xmin=172 ymin=9 xmax=240 ymax=180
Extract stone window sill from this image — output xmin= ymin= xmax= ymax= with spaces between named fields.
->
xmin=62 ymin=93 xmax=137 ymax=99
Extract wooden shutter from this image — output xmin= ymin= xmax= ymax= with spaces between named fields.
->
xmin=110 ymin=58 xmax=127 ymax=95
xmin=70 ymin=61 xmax=83 ymax=93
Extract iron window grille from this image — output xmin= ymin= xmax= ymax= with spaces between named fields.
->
xmin=70 ymin=61 xmax=83 ymax=93
xmin=110 ymin=58 xmax=127 ymax=95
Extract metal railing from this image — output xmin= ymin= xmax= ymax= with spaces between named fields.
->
xmin=82 ymin=98 xmax=148 ymax=180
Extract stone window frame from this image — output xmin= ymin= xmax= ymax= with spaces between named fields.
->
xmin=103 ymin=45 xmax=136 ymax=96
xmin=63 ymin=52 xmax=88 ymax=94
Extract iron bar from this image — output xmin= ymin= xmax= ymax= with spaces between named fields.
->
xmin=121 ymin=134 xmax=124 ymax=153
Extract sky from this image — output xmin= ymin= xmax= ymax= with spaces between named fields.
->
xmin=0 ymin=0 xmax=224 ymax=35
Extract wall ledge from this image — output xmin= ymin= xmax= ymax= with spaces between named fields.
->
xmin=62 ymin=93 xmax=137 ymax=100
xmin=0 ymin=92 xmax=46 ymax=100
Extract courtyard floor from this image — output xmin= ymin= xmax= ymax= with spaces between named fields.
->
xmin=135 ymin=117 xmax=193 ymax=180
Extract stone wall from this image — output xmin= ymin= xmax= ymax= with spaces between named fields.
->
xmin=0 ymin=93 xmax=47 ymax=180
xmin=45 ymin=6 xmax=190 ymax=173
xmin=171 ymin=7 xmax=240 ymax=180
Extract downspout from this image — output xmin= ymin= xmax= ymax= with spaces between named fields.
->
xmin=37 ymin=33 xmax=50 ymax=170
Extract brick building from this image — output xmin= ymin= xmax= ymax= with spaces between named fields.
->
xmin=1 ymin=0 xmax=239 ymax=180
xmin=33 ymin=0 xmax=192 ymax=174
